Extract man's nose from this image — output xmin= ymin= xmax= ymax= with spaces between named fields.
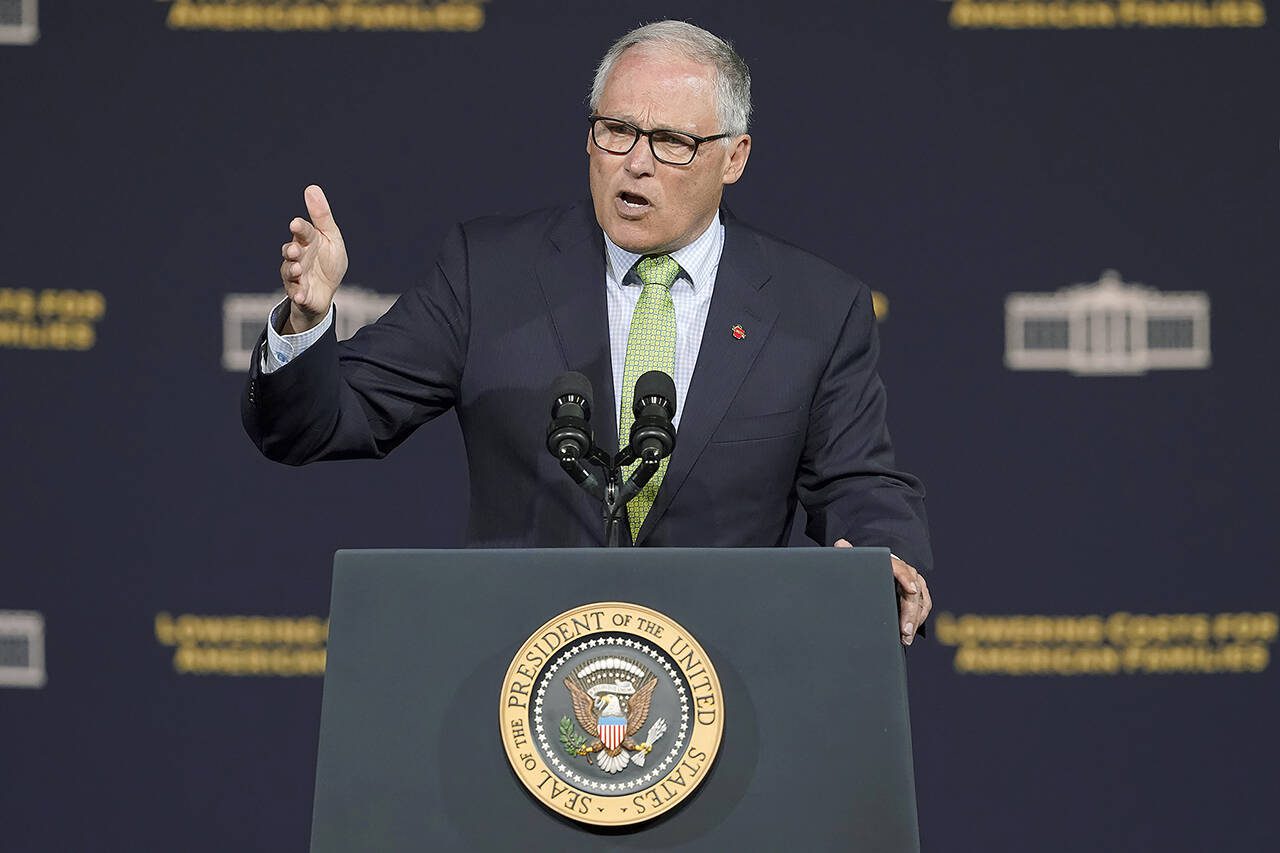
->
xmin=623 ymin=137 xmax=656 ymax=177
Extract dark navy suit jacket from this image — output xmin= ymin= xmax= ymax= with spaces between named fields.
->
xmin=242 ymin=200 xmax=931 ymax=570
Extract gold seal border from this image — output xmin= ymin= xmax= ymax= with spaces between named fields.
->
xmin=499 ymin=601 xmax=725 ymax=827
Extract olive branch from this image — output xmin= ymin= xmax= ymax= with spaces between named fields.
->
xmin=559 ymin=716 xmax=588 ymax=755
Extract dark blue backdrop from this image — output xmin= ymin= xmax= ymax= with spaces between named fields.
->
xmin=2 ymin=1 xmax=1277 ymax=849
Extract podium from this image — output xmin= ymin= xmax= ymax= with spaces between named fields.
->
xmin=311 ymin=548 xmax=920 ymax=851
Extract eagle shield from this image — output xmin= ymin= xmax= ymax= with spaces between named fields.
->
xmin=598 ymin=715 xmax=627 ymax=751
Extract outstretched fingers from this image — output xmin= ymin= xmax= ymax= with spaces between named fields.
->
xmin=303 ymin=184 xmax=341 ymax=239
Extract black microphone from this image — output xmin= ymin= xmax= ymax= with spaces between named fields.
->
xmin=629 ymin=370 xmax=677 ymax=462
xmin=546 ymin=372 xmax=594 ymax=460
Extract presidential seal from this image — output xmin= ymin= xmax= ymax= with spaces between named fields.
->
xmin=499 ymin=602 xmax=724 ymax=826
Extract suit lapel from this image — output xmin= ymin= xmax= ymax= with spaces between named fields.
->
xmin=535 ymin=202 xmax=618 ymax=455
xmin=638 ymin=215 xmax=779 ymax=543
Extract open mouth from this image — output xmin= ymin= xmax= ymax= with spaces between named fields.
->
xmin=618 ymin=191 xmax=651 ymax=209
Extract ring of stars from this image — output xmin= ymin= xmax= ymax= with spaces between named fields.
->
xmin=532 ymin=635 xmax=690 ymax=795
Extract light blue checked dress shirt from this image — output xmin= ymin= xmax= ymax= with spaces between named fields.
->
xmin=602 ymin=216 xmax=722 ymax=429
xmin=262 ymin=301 xmax=332 ymax=373
xmin=264 ymin=215 xmax=725 ymax=433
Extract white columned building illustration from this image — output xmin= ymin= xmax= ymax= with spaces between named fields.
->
xmin=0 ymin=0 xmax=38 ymax=44
xmin=222 ymin=286 xmax=398 ymax=371
xmin=0 ymin=610 xmax=46 ymax=689
xmin=1005 ymin=270 xmax=1211 ymax=376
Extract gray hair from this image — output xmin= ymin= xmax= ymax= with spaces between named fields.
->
xmin=589 ymin=20 xmax=752 ymax=138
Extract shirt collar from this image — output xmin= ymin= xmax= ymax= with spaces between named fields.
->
xmin=602 ymin=212 xmax=723 ymax=293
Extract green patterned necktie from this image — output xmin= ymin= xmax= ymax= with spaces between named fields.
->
xmin=619 ymin=254 xmax=680 ymax=543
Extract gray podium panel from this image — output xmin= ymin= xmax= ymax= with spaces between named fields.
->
xmin=312 ymin=548 xmax=918 ymax=852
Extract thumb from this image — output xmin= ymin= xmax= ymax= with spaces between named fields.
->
xmin=304 ymin=184 xmax=340 ymax=237
xmin=834 ymin=538 xmax=852 ymax=548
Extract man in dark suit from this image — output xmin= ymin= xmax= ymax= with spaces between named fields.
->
xmin=242 ymin=21 xmax=933 ymax=643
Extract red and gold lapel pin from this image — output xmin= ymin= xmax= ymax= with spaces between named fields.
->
xmin=731 ymin=324 xmax=746 ymax=340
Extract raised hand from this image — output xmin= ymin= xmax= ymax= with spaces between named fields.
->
xmin=279 ymin=184 xmax=348 ymax=333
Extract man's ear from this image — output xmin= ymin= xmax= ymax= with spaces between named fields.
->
xmin=722 ymin=134 xmax=752 ymax=185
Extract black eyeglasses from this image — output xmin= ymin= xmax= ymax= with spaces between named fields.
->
xmin=588 ymin=115 xmax=730 ymax=166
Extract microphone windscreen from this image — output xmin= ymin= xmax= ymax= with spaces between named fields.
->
xmin=551 ymin=371 xmax=594 ymax=416
xmin=634 ymin=370 xmax=677 ymax=419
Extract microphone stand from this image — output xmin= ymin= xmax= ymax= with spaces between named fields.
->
xmin=600 ymin=447 xmax=661 ymax=548
xmin=547 ymin=372 xmax=675 ymax=547
xmin=554 ymin=444 xmax=659 ymax=547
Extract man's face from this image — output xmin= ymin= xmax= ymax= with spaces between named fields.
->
xmin=588 ymin=47 xmax=751 ymax=255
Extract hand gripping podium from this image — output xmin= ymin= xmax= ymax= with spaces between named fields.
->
xmin=311 ymin=548 xmax=920 ymax=852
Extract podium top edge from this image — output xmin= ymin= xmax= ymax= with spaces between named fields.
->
xmin=333 ymin=546 xmax=892 ymax=557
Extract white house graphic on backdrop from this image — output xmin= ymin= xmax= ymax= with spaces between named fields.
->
xmin=0 ymin=610 xmax=46 ymax=689
xmin=1005 ymin=270 xmax=1210 ymax=376
xmin=0 ymin=0 xmax=38 ymax=44
xmin=222 ymin=287 xmax=398 ymax=371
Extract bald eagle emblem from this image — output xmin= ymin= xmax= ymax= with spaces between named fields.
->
xmin=559 ymin=656 xmax=669 ymax=774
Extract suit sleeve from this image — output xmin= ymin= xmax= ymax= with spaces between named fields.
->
xmin=241 ymin=223 xmax=470 ymax=465
xmin=795 ymin=285 xmax=933 ymax=574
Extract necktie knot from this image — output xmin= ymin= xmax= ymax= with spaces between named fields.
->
xmin=633 ymin=255 xmax=681 ymax=289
